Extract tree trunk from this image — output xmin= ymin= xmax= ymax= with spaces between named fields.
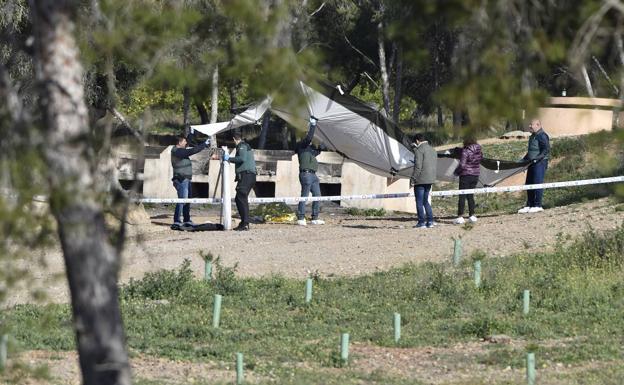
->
xmin=581 ymin=65 xmax=595 ymax=97
xmin=195 ymin=102 xmax=209 ymax=124
xmin=228 ymin=80 xmax=238 ymax=113
xmin=377 ymin=3 xmax=391 ymax=115
xmin=392 ymin=43 xmax=403 ymax=123
xmin=258 ymin=113 xmax=270 ymax=149
xmin=29 ymin=2 xmax=131 ymax=385
xmin=210 ymin=64 xmax=219 ymax=147
xmin=183 ymin=86 xmax=190 ymax=135
xmin=437 ymin=105 xmax=443 ymax=128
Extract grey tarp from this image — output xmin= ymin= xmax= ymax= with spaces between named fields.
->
xmin=191 ymin=81 xmax=530 ymax=187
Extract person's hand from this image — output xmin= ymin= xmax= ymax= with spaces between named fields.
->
xmin=204 ymin=137 xmax=211 ymax=146
xmin=223 ymin=152 xmax=230 ymax=161
xmin=309 ymin=116 xmax=317 ymax=126
xmin=444 ymin=150 xmax=451 ymax=155
xmin=190 ymin=127 xmax=195 ymax=134
xmin=409 ymin=178 xmax=416 ymax=187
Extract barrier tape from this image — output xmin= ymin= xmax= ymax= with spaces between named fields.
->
xmin=138 ymin=175 xmax=624 ymax=205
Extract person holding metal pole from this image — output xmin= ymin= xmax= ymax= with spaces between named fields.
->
xmin=223 ymin=131 xmax=256 ymax=231
xmin=295 ymin=116 xmax=325 ymax=226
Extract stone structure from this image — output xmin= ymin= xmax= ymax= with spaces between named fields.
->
xmin=537 ymin=96 xmax=621 ymax=137
xmin=125 ymin=146 xmax=416 ymax=213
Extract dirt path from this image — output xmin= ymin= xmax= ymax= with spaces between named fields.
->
xmin=9 ymin=198 xmax=623 ymax=306
xmin=13 ymin=338 xmax=619 ymax=385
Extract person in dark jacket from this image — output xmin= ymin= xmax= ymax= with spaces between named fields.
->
xmin=452 ymin=137 xmax=483 ymax=224
xmin=295 ymin=116 xmax=325 ymax=226
xmin=171 ymin=130 xmax=211 ymax=229
xmin=518 ymin=119 xmax=550 ymax=214
xmin=223 ymin=131 xmax=256 ymax=231
xmin=410 ymin=133 xmax=437 ymax=228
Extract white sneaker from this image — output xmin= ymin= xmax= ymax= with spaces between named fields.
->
xmin=528 ymin=207 xmax=544 ymax=213
xmin=310 ymin=219 xmax=325 ymax=225
xmin=453 ymin=217 xmax=465 ymax=225
xmin=517 ymin=206 xmax=530 ymax=214
xmin=297 ymin=219 xmax=307 ymax=226
xmin=468 ymin=215 xmax=478 ymax=223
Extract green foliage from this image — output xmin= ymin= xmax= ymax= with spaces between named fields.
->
xmin=345 ymin=207 xmax=386 ymax=216
xmin=121 ymin=259 xmax=195 ymax=301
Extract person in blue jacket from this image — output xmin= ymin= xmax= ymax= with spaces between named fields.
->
xmin=518 ymin=119 xmax=550 ymax=214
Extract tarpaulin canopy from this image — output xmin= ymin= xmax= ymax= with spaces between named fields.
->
xmin=191 ymin=81 xmax=530 ymax=187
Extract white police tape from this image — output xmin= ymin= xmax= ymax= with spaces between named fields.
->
xmin=138 ymin=175 xmax=624 ymax=205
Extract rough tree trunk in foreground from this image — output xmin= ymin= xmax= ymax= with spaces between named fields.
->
xmin=29 ymin=1 xmax=132 ymax=384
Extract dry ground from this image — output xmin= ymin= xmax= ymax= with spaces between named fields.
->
xmin=9 ymin=197 xmax=623 ymax=306
xmin=6 ymin=197 xmax=624 ymax=384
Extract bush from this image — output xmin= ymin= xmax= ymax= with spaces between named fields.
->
xmin=121 ymin=259 xmax=195 ymax=300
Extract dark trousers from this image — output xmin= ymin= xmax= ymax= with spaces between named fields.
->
xmin=172 ymin=178 xmax=192 ymax=223
xmin=458 ymin=175 xmax=479 ymax=216
xmin=525 ymin=160 xmax=548 ymax=207
xmin=297 ymin=171 xmax=321 ymax=220
xmin=414 ymin=184 xmax=433 ymax=225
xmin=235 ymin=172 xmax=256 ymax=225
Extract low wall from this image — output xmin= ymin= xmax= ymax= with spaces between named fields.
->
xmin=140 ymin=147 xmax=418 ymax=213
xmin=537 ymin=97 xmax=621 ymax=137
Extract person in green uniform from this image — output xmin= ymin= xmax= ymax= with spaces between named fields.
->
xmin=223 ymin=131 xmax=256 ymax=231
xmin=295 ymin=116 xmax=325 ymax=226
xmin=170 ymin=130 xmax=211 ymax=229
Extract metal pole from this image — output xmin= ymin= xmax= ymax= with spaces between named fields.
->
xmin=305 ymin=278 xmax=313 ymax=304
xmin=523 ymin=290 xmax=530 ymax=316
xmin=236 ymin=352 xmax=244 ymax=384
xmin=340 ymin=333 xmax=350 ymax=363
xmin=212 ymin=294 xmax=222 ymax=328
xmin=221 ymin=146 xmax=232 ymax=230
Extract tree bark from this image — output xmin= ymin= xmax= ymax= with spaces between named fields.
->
xmin=258 ymin=113 xmax=270 ymax=149
xmin=195 ymin=102 xmax=209 ymax=124
xmin=392 ymin=43 xmax=403 ymax=123
xmin=183 ymin=86 xmax=191 ymax=135
xmin=210 ymin=64 xmax=219 ymax=147
xmin=377 ymin=3 xmax=391 ymax=115
xmin=29 ymin=2 xmax=131 ymax=385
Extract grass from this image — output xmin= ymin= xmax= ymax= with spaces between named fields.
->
xmin=2 ymin=223 xmax=624 ymax=384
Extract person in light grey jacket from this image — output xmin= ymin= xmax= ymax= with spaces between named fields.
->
xmin=410 ymin=133 xmax=437 ymax=228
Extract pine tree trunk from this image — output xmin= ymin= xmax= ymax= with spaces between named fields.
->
xmin=392 ymin=43 xmax=403 ymax=123
xmin=258 ymin=113 xmax=270 ymax=149
xmin=29 ymin=1 xmax=131 ymax=384
xmin=183 ymin=86 xmax=191 ymax=135
xmin=196 ymin=102 xmax=209 ymax=124
xmin=377 ymin=3 xmax=391 ymax=115
xmin=210 ymin=64 xmax=219 ymax=146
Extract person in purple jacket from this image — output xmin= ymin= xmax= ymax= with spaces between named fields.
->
xmin=452 ymin=136 xmax=483 ymax=224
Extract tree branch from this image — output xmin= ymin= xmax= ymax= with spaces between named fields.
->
xmin=344 ymin=35 xmax=377 ymax=68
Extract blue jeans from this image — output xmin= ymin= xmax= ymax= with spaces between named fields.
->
xmin=172 ymin=178 xmax=191 ymax=223
xmin=297 ymin=171 xmax=321 ymax=220
xmin=525 ymin=160 xmax=548 ymax=207
xmin=414 ymin=184 xmax=433 ymax=225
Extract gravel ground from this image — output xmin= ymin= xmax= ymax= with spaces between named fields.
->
xmin=9 ymin=197 xmax=623 ymax=306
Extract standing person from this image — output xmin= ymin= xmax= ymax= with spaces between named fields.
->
xmin=518 ymin=119 xmax=550 ymax=214
xmin=453 ymin=136 xmax=483 ymax=224
xmin=295 ymin=116 xmax=325 ymax=226
xmin=410 ymin=133 xmax=437 ymax=228
xmin=171 ymin=130 xmax=211 ymax=230
xmin=223 ymin=131 xmax=256 ymax=231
